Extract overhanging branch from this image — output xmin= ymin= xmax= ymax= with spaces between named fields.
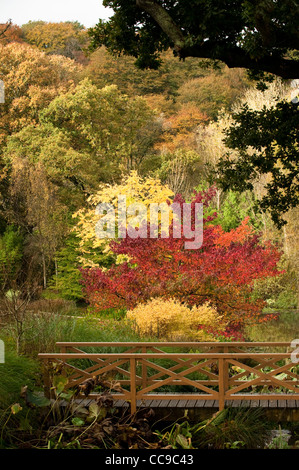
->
xmin=180 ymin=42 xmax=299 ymax=79
xmin=136 ymin=0 xmax=185 ymax=50
xmin=135 ymin=0 xmax=298 ymax=79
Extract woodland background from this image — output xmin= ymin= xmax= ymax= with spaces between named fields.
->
xmin=0 ymin=19 xmax=298 ymax=342
xmin=0 ymin=17 xmax=298 ymax=450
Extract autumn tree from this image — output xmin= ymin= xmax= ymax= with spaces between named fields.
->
xmin=0 ymin=23 xmax=23 ymax=44
xmin=74 ymin=171 xmax=174 ymax=267
xmin=156 ymin=103 xmax=208 ymax=153
xmin=152 ymin=103 xmax=208 ymax=196
xmin=0 ymin=20 xmax=12 ymax=38
xmin=2 ymin=78 xmax=162 ymax=216
xmin=176 ymin=67 xmax=249 ymax=120
xmin=1 ymin=77 xmax=163 ymax=294
xmin=5 ymin=161 xmax=68 ymax=289
xmin=84 ymin=46 xmax=177 ymax=98
xmin=80 ymin=188 xmax=282 ymax=335
xmin=83 ymin=46 xmax=235 ymax=103
xmin=22 ymin=21 xmax=89 ymax=62
xmin=157 ymin=149 xmax=204 ymax=197
xmin=0 ymin=43 xmax=80 ymax=145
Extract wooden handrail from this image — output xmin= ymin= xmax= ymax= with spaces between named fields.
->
xmin=38 ymin=352 xmax=296 ymax=359
xmin=55 ymin=341 xmax=293 ymax=347
xmin=38 ymin=342 xmax=299 ymax=413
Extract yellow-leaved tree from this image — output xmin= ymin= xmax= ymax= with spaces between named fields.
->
xmin=73 ymin=171 xmax=174 ymax=267
xmin=0 ymin=42 xmax=80 ymax=144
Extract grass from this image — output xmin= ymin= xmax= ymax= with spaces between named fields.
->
xmin=0 ymin=349 xmax=40 ymax=410
xmin=1 ymin=312 xmax=146 ymax=358
xmin=2 ymin=303 xmax=297 ymax=398
xmin=193 ymin=407 xmax=272 ymax=449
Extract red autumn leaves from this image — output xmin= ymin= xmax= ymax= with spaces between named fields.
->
xmin=80 ymin=188 xmax=282 ymax=335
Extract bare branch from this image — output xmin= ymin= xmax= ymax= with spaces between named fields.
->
xmin=0 ymin=19 xmax=12 ymax=38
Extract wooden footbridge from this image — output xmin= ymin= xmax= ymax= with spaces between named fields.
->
xmin=38 ymin=341 xmax=299 ymax=420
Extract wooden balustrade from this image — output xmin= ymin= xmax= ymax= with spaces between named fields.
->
xmin=38 ymin=342 xmax=299 ymax=413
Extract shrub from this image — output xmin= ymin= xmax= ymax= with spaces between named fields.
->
xmin=252 ymin=261 xmax=298 ymax=310
xmin=28 ymin=298 xmax=78 ymax=315
xmin=126 ymin=297 xmax=225 ymax=341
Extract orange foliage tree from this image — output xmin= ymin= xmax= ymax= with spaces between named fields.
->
xmin=156 ymin=103 xmax=208 ymax=153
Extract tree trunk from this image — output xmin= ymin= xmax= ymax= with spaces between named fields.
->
xmin=55 ymin=257 xmax=58 ymax=288
xmin=42 ymin=253 xmax=47 ymax=289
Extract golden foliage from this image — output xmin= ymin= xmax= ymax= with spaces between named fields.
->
xmin=73 ymin=171 xmax=174 ymax=267
xmin=0 ymin=43 xmax=80 ymax=143
xmin=126 ymin=297 xmax=225 ymax=341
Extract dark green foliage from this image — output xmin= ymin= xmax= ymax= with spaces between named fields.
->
xmin=217 ymin=101 xmax=299 ymax=228
xmin=90 ymin=0 xmax=298 ymax=78
xmin=0 ymin=226 xmax=23 ymax=291
xmin=193 ymin=407 xmax=271 ymax=449
xmin=156 ymin=408 xmax=271 ymax=449
xmin=252 ymin=262 xmax=298 ymax=310
xmin=48 ymin=233 xmax=84 ymax=301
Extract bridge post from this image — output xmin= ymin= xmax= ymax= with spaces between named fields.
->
xmin=223 ymin=346 xmax=229 ymax=396
xmin=218 ymin=358 xmax=225 ymax=411
xmin=142 ymin=346 xmax=147 ymax=389
xmin=130 ymin=358 xmax=137 ymax=414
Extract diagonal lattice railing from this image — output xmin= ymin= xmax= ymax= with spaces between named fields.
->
xmin=38 ymin=342 xmax=299 ymax=413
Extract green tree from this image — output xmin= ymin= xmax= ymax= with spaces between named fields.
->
xmin=3 ymin=79 xmax=161 ymax=209
xmin=4 ymin=161 xmax=68 ymax=289
xmin=217 ymin=100 xmax=299 ymax=228
xmin=0 ymin=226 xmax=23 ymax=291
xmin=40 ymin=78 xmax=160 ymax=175
xmin=48 ymin=233 xmax=84 ymax=301
xmin=90 ymin=0 xmax=298 ymax=78
xmin=214 ymin=191 xmax=263 ymax=232
xmin=4 ymin=122 xmax=98 ymax=210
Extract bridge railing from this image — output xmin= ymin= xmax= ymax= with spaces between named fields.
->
xmin=38 ymin=342 xmax=299 ymax=413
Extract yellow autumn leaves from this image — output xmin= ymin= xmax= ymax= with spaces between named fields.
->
xmin=126 ymin=297 xmax=226 ymax=341
xmin=73 ymin=171 xmax=174 ymax=267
